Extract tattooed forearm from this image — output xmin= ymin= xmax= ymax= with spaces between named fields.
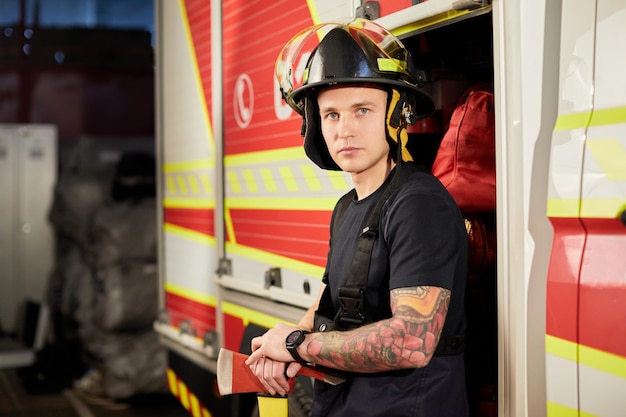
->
xmin=306 ymin=286 xmax=451 ymax=373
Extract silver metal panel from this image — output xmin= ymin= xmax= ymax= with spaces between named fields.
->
xmin=0 ymin=131 xmax=17 ymax=333
xmin=0 ymin=124 xmax=57 ymax=334
xmin=17 ymin=126 xmax=57 ymax=303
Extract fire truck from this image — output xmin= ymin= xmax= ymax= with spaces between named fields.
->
xmin=153 ymin=0 xmax=626 ymax=416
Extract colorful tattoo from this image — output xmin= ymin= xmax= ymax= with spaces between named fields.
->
xmin=306 ymin=286 xmax=451 ymax=372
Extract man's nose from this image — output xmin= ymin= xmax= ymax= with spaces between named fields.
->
xmin=338 ymin=115 xmax=355 ymax=137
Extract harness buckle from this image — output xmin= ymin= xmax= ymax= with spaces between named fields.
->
xmin=338 ymin=286 xmax=366 ymax=326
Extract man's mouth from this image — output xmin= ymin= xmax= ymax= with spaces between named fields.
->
xmin=339 ymin=146 xmax=359 ymax=155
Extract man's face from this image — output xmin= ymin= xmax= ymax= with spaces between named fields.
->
xmin=317 ymin=86 xmax=389 ymax=175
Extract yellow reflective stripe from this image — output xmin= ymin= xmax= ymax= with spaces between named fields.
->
xmin=190 ymin=394 xmax=201 ymax=417
xmin=227 ymin=170 xmax=242 ymax=193
xmin=548 ymin=197 xmax=626 ymax=219
xmin=178 ymin=0 xmax=215 ymax=154
xmin=166 ymin=367 xmax=212 ymax=417
xmin=580 ymin=344 xmax=626 ymax=380
xmin=546 ymin=334 xmax=578 ymax=362
xmin=166 ymin=173 xmax=214 ymax=196
xmin=301 ymin=164 xmax=322 ymax=191
xmin=305 ymin=0 xmax=321 ymax=25
xmin=167 ymin=368 xmax=179 ymax=396
xmin=226 ymin=240 xmax=325 ymax=279
xmin=377 ymin=57 xmax=407 ymax=72
xmin=164 ymin=159 xmax=213 ymax=173
xmin=167 ymin=368 xmax=213 ymax=417
xmin=178 ymin=381 xmax=189 ymax=409
xmin=586 ymin=138 xmax=626 ymax=181
xmin=546 ymin=402 xmax=580 ymax=417
xmin=546 ymin=335 xmax=626 ymax=380
xmin=580 ymin=199 xmax=626 ymax=219
xmin=589 ymin=105 xmax=626 ymax=127
xmin=243 ymin=169 xmax=258 ymax=192
xmin=225 ymin=207 xmax=236 ymax=245
xmin=164 ymin=197 xmax=214 ymax=209
xmin=554 ymin=111 xmax=592 ymax=131
xmin=177 ymin=175 xmax=189 ymax=194
xmin=226 ymin=164 xmax=349 ymax=194
xmin=165 ymin=223 xmax=216 ymax=246
xmin=224 ymin=149 xmax=351 ymax=196
xmin=553 ymin=106 xmax=626 ymax=131
xmin=260 ymin=168 xmax=278 ymax=192
xmin=225 ymin=147 xmax=306 ymax=166
xmin=200 ymin=173 xmax=213 ymax=193
xmin=165 ymin=280 xmax=218 ymax=307
xmin=329 ymin=171 xmax=350 ymax=191
xmin=546 ymin=198 xmax=580 ymax=218
xmin=226 ymin=197 xmax=338 ymax=211
xmin=279 ymin=166 xmax=298 ymax=191
xmin=188 ymin=175 xmax=200 ymax=194
xmin=222 ymin=301 xmax=296 ymax=329
xmin=166 ymin=176 xmax=177 ymax=195
xmin=548 ymin=108 xmax=626 ymax=219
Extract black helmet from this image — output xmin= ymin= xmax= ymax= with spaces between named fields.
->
xmin=276 ymin=18 xmax=434 ymax=170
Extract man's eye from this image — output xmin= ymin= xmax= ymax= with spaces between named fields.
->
xmin=358 ymin=108 xmax=369 ymax=115
xmin=327 ymin=113 xmax=338 ymax=119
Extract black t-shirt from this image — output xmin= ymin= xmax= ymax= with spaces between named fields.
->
xmin=312 ymin=168 xmax=469 ymax=417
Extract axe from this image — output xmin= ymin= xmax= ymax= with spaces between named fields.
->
xmin=216 ymin=348 xmax=346 ymax=395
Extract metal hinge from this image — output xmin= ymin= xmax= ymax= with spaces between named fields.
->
xmin=356 ymin=1 xmax=379 ymax=20
xmin=179 ymin=319 xmax=196 ymax=337
xmin=203 ymin=330 xmax=220 ymax=354
xmin=264 ymin=267 xmax=282 ymax=289
xmin=216 ymin=257 xmax=232 ymax=276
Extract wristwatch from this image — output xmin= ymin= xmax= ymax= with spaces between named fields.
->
xmin=285 ymin=330 xmax=310 ymax=364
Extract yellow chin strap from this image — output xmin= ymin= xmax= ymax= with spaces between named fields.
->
xmin=386 ymin=88 xmax=414 ymax=163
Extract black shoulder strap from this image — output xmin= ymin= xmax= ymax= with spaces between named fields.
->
xmin=336 ymin=162 xmax=422 ymax=327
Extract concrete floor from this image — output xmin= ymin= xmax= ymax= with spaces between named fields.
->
xmin=0 ymin=369 xmax=189 ymax=417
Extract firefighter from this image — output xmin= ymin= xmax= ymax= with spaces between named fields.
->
xmin=246 ymin=18 xmax=469 ymax=417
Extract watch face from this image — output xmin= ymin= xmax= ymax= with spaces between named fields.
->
xmin=286 ymin=331 xmax=302 ymax=344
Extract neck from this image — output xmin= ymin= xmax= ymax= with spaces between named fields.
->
xmin=352 ymin=157 xmax=396 ymax=200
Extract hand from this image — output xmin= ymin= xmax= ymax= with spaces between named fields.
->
xmin=246 ymin=356 xmax=303 ymax=395
xmin=245 ymin=323 xmax=303 ymax=395
xmin=248 ymin=323 xmax=298 ymax=363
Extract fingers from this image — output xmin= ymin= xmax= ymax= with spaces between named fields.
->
xmin=245 ymin=325 xmax=302 ymax=395
xmin=246 ymin=348 xmax=262 ymax=364
xmin=285 ymin=361 xmax=303 ymax=379
xmin=250 ymin=357 xmax=292 ymax=396
xmin=250 ymin=335 xmax=262 ymax=352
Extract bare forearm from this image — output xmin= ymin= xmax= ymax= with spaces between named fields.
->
xmin=297 ymin=305 xmax=316 ymax=332
xmin=304 ymin=286 xmax=450 ymax=373
xmin=297 ymin=283 xmax=326 ymax=332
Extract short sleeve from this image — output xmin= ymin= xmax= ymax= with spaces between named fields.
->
xmin=382 ymin=182 xmax=465 ymax=291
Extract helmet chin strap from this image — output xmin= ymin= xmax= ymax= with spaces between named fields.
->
xmin=386 ymin=89 xmax=414 ymax=168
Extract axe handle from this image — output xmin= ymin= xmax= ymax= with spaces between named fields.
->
xmin=217 ymin=348 xmax=345 ymax=395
